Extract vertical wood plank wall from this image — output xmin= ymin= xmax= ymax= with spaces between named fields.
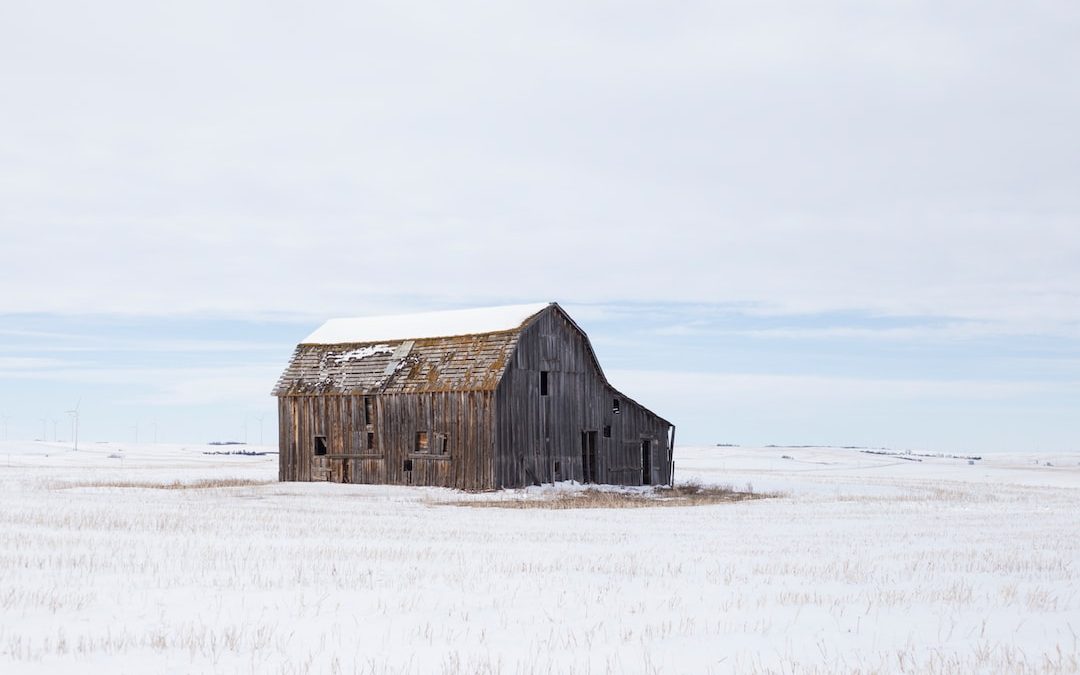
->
xmin=278 ymin=391 xmax=496 ymax=490
xmin=493 ymin=308 xmax=673 ymax=488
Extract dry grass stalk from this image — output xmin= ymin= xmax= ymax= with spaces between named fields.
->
xmin=453 ymin=481 xmax=775 ymax=509
xmin=55 ymin=478 xmax=272 ymax=490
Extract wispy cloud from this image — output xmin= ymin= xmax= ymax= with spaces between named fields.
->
xmin=609 ymin=369 xmax=1078 ymax=407
xmin=0 ymin=339 xmax=291 ymax=354
xmin=651 ymin=315 xmax=1080 ymax=342
xmin=607 ymin=369 xmax=1080 ymax=450
xmin=136 ymin=369 xmax=283 ymax=407
xmin=0 ymin=357 xmax=69 ymax=370
xmin=0 ymin=362 xmax=281 ymax=406
xmin=1 ymin=3 xmax=1077 ymax=331
xmin=0 ymin=328 xmax=100 ymax=340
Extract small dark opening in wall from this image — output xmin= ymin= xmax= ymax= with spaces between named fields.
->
xmin=641 ymin=439 xmax=652 ymax=485
xmin=540 ymin=371 xmax=549 ymax=396
xmin=603 ymin=425 xmax=611 ymax=438
xmin=416 ymin=431 xmax=429 ymax=452
xmin=366 ymin=431 xmax=375 ymax=451
xmin=581 ymin=430 xmax=598 ymax=483
xmin=403 ymin=458 xmax=413 ymax=472
xmin=314 ymin=436 xmax=327 ymax=456
xmin=612 ymin=398 xmax=621 ymax=414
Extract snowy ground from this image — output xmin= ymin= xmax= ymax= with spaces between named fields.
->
xmin=1 ymin=441 xmax=1078 ymax=674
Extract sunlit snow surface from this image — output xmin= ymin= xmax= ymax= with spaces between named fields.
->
xmin=302 ymin=302 xmax=551 ymax=344
xmin=1 ymin=441 xmax=1077 ymax=674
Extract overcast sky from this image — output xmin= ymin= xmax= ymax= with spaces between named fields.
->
xmin=1 ymin=1 xmax=1078 ymax=451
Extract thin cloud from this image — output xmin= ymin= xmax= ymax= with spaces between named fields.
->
xmin=1 ymin=3 xmax=1077 ymax=330
xmin=0 ymin=357 xmax=69 ymax=370
xmin=608 ymin=370 xmax=1078 ymax=406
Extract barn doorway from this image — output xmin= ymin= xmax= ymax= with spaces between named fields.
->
xmin=334 ymin=459 xmax=353 ymax=484
xmin=641 ymin=440 xmax=652 ymax=485
xmin=580 ymin=430 xmax=597 ymax=483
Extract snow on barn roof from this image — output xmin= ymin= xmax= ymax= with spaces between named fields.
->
xmin=301 ymin=302 xmax=552 ymax=345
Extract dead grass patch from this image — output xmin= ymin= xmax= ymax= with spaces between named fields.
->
xmin=453 ymin=481 xmax=777 ymax=509
xmin=55 ymin=478 xmax=273 ymax=490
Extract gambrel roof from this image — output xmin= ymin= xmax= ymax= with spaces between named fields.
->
xmin=272 ymin=303 xmax=551 ymax=395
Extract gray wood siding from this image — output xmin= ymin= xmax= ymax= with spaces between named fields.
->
xmin=278 ymin=391 xmax=496 ymax=490
xmin=277 ymin=304 xmax=673 ymax=490
xmin=493 ymin=307 xmax=673 ymax=488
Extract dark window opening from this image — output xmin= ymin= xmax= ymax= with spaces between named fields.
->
xmin=580 ymin=431 xmax=598 ymax=483
xmin=603 ymin=425 xmax=611 ymax=438
xmin=314 ymin=436 xmax=327 ymax=456
xmin=366 ymin=431 xmax=375 ymax=451
xmin=641 ymin=440 xmax=652 ymax=485
xmin=363 ymin=397 xmax=373 ymax=424
xmin=540 ymin=371 xmax=549 ymax=396
xmin=612 ymin=398 xmax=621 ymax=414
xmin=416 ymin=431 xmax=429 ymax=453
xmin=403 ymin=458 xmax=413 ymax=472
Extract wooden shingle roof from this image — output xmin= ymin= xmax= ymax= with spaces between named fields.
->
xmin=272 ymin=303 xmax=550 ymax=395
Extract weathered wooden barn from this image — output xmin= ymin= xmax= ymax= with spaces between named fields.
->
xmin=272 ymin=303 xmax=674 ymax=490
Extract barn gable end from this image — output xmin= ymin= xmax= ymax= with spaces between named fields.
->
xmin=494 ymin=304 xmax=673 ymax=488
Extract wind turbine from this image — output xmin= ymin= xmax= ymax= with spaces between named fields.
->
xmin=65 ymin=400 xmax=80 ymax=451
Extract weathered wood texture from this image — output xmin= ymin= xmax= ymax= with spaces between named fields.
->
xmin=275 ymin=304 xmax=673 ymax=490
xmin=273 ymin=333 xmax=518 ymax=396
xmin=278 ymin=391 xmax=496 ymax=490
xmin=492 ymin=306 xmax=673 ymax=488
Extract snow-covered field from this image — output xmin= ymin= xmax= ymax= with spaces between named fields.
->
xmin=1 ymin=441 xmax=1078 ymax=674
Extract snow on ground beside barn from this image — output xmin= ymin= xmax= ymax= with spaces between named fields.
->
xmin=1 ymin=441 xmax=1078 ymax=674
